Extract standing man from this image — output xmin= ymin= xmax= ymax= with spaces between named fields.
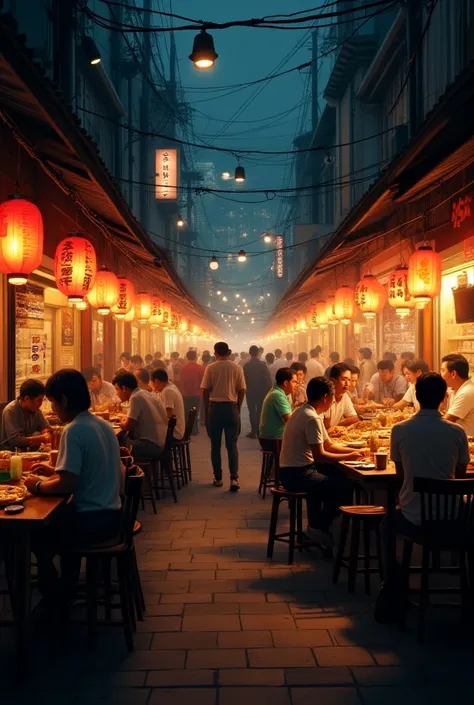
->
xmin=201 ymin=342 xmax=246 ymax=491
xmin=306 ymin=347 xmax=325 ymax=379
xmin=180 ymin=350 xmax=204 ymax=435
xmin=441 ymin=353 xmax=474 ymax=435
xmin=273 ymin=349 xmax=287 ymax=371
xmin=243 ymin=345 xmax=272 ymax=439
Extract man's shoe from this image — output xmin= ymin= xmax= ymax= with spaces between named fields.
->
xmin=213 ymin=479 xmax=224 ymax=487
xmin=230 ymin=479 xmax=240 ymax=492
xmin=246 ymin=431 xmax=256 ymax=439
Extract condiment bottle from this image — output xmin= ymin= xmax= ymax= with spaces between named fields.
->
xmin=369 ymin=432 xmax=378 ymax=454
xmin=10 ymin=449 xmax=23 ymax=480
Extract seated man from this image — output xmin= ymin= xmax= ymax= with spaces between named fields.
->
xmin=130 ymin=354 xmax=144 ymax=371
xmin=135 ymin=367 xmax=152 ymax=392
xmin=324 ymin=363 xmax=359 ymax=429
xmin=392 ymin=359 xmax=429 ymax=411
xmin=441 ymin=353 xmax=474 ymax=436
xmin=259 ymin=367 xmax=296 ymax=440
xmin=367 ymin=360 xmax=407 ymax=404
xmin=119 ymin=352 xmax=132 ymax=371
xmin=390 ymin=372 xmax=469 ymax=540
xmin=279 ymin=377 xmax=362 ymax=555
xmin=82 ymin=367 xmax=119 ymax=409
xmin=113 ymin=371 xmax=167 ymax=459
xmin=25 ymin=369 xmax=122 ymax=599
xmin=1 ymin=379 xmax=51 ymax=450
xmin=150 ymin=368 xmax=185 ymax=440
xmin=348 ymin=365 xmax=360 ymax=398
xmin=290 ymin=362 xmax=307 ymax=409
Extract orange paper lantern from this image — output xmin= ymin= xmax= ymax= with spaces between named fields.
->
xmin=334 ymin=285 xmax=355 ymax=325
xmin=309 ymin=308 xmax=318 ymax=329
xmin=326 ymin=296 xmax=338 ymax=326
xmin=86 ymin=266 xmax=119 ymax=315
xmin=355 ymin=274 xmax=387 ymax=319
xmin=54 ymin=233 xmax=96 ymax=302
xmin=0 ymin=195 xmax=44 ymax=284
xmin=111 ymin=277 xmax=135 ymax=318
xmin=136 ymin=291 xmax=152 ymax=323
xmin=169 ymin=309 xmax=179 ymax=330
xmin=407 ymin=245 xmax=442 ymax=308
xmin=149 ymin=295 xmax=163 ymax=328
xmin=122 ymin=306 xmax=135 ymax=323
xmin=387 ymin=266 xmax=415 ymax=318
xmin=315 ymin=300 xmax=328 ymax=328
xmin=161 ymin=303 xmax=171 ymax=329
xmin=180 ymin=316 xmax=189 ymax=333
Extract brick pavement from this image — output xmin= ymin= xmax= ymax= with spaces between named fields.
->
xmin=1 ymin=416 xmax=473 ymax=704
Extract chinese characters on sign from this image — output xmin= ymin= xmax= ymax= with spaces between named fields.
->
xmin=61 ymin=308 xmax=74 ymax=346
xmin=275 ymin=235 xmax=284 ymax=278
xmin=16 ymin=284 xmax=44 ymax=329
xmin=155 ymin=149 xmax=178 ymax=200
xmin=452 ymin=195 xmax=472 ymax=229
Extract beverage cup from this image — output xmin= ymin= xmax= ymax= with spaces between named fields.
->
xmin=50 ymin=450 xmax=59 ymax=468
xmin=375 ymin=452 xmax=388 ymax=471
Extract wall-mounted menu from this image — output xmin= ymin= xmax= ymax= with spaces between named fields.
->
xmin=15 ymin=284 xmax=44 ymax=329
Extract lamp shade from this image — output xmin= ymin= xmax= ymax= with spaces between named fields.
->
xmin=110 ymin=276 xmax=135 ymax=318
xmin=315 ymin=300 xmax=328 ymax=328
xmin=86 ymin=267 xmax=120 ymax=315
xmin=387 ymin=266 xmax=415 ymax=318
xmin=0 ymin=195 xmax=44 ymax=284
xmin=355 ymin=274 xmax=387 ymax=319
xmin=334 ymin=285 xmax=355 ymax=324
xmin=326 ymin=296 xmax=338 ymax=325
xmin=149 ymin=295 xmax=163 ymax=328
xmin=234 ymin=166 xmax=246 ymax=183
xmin=189 ymin=29 xmax=218 ymax=69
xmin=54 ymin=233 xmax=96 ymax=302
xmin=407 ymin=245 xmax=442 ymax=308
xmin=136 ymin=291 xmax=152 ymax=323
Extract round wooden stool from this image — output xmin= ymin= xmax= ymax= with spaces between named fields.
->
xmin=267 ymin=487 xmax=318 ymax=565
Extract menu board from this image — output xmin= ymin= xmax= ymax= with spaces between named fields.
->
xmin=382 ymin=303 xmax=416 ymax=356
xmin=61 ymin=307 xmax=74 ymax=346
xmin=15 ymin=284 xmax=44 ymax=329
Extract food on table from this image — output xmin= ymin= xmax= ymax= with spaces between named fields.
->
xmin=0 ymin=484 xmax=27 ymax=507
xmin=382 ymin=398 xmax=395 ymax=407
xmin=327 ymin=426 xmax=347 ymax=438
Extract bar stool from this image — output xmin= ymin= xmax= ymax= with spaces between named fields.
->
xmin=258 ymin=438 xmax=281 ymax=499
xmin=136 ymin=417 xmax=178 ymax=510
xmin=332 ymin=505 xmax=385 ymax=594
xmin=267 ymin=487 xmax=318 ymax=565
xmin=171 ymin=407 xmax=197 ymax=485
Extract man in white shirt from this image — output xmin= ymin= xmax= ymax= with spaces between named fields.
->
xmin=393 ymin=359 xmax=429 ymax=412
xmin=113 ymin=371 xmax=168 ymax=459
xmin=391 ymin=372 xmax=469 ymax=531
xmin=201 ymin=342 xmax=247 ymax=491
xmin=273 ymin=349 xmax=288 ymax=371
xmin=441 ymin=353 xmax=474 ymax=436
xmin=367 ymin=360 xmax=407 ymax=404
xmin=306 ymin=347 xmax=325 ymax=380
xmin=279 ymin=377 xmax=362 ymax=555
xmin=82 ymin=367 xmax=120 ymax=409
xmin=150 ymin=368 xmax=185 ymax=440
xmin=265 ymin=352 xmax=279 ymax=382
xmin=324 ymin=363 xmax=359 ymax=429
xmin=357 ymin=347 xmax=377 ymax=396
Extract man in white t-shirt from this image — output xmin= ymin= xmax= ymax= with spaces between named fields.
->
xmin=151 ymin=368 xmax=185 ymax=440
xmin=367 ymin=360 xmax=407 ymax=404
xmin=441 ymin=353 xmax=474 ymax=436
xmin=113 ymin=371 xmax=168 ymax=459
xmin=279 ymin=377 xmax=362 ymax=555
xmin=273 ymin=348 xmax=288 ymax=371
xmin=324 ymin=363 xmax=359 ymax=429
xmin=306 ymin=347 xmax=325 ymax=380
xmin=393 ymin=359 xmax=430 ymax=412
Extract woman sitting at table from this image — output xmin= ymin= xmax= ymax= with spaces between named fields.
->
xmin=25 ymin=369 xmax=123 ymax=601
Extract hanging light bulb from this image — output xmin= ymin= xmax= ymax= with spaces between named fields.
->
xmin=209 ymin=255 xmax=219 ymax=270
xmin=237 ymin=249 xmax=247 ymax=263
xmin=76 ymin=299 xmax=88 ymax=311
xmin=176 ymin=215 xmax=185 ymax=228
xmin=189 ymin=28 xmax=218 ymax=70
xmin=234 ymin=165 xmax=246 ymax=183
xmin=82 ymin=35 xmax=102 ymax=65
xmin=263 ymin=233 xmax=272 ymax=244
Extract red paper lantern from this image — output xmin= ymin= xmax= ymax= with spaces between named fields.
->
xmin=161 ymin=303 xmax=171 ymax=329
xmin=0 ymin=195 xmax=43 ymax=284
xmin=123 ymin=306 xmax=135 ymax=323
xmin=355 ymin=274 xmax=387 ymax=319
xmin=136 ymin=291 xmax=152 ymax=323
xmin=169 ymin=309 xmax=179 ymax=330
xmin=111 ymin=277 xmax=135 ymax=318
xmin=334 ymin=285 xmax=355 ymax=325
xmin=315 ymin=300 xmax=328 ymax=328
xmin=309 ymin=307 xmax=318 ymax=329
xmin=86 ymin=266 xmax=119 ymax=315
xmin=326 ymin=296 xmax=338 ymax=326
xmin=54 ymin=233 xmax=96 ymax=302
xmin=149 ymin=295 xmax=163 ymax=328
xmin=407 ymin=245 xmax=442 ymax=308
xmin=180 ymin=316 xmax=189 ymax=333
xmin=387 ymin=265 xmax=415 ymax=318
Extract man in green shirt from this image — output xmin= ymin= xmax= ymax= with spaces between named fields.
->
xmin=259 ymin=368 xmax=296 ymax=439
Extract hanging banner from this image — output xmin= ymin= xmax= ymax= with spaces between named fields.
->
xmin=155 ymin=148 xmax=179 ymax=200
xmin=275 ymin=235 xmax=284 ymax=278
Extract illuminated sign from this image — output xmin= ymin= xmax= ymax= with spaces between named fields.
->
xmin=275 ymin=235 xmax=284 ymax=278
xmin=155 ymin=149 xmax=178 ymax=200
xmin=452 ymin=194 xmax=472 ymax=229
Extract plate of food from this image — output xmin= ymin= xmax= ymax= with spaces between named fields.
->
xmin=345 ymin=440 xmax=366 ymax=448
xmin=0 ymin=484 xmax=28 ymax=507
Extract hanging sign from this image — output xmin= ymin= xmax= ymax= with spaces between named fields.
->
xmin=452 ymin=195 xmax=472 ymax=229
xmin=155 ymin=149 xmax=179 ymax=200
xmin=275 ymin=235 xmax=284 ymax=278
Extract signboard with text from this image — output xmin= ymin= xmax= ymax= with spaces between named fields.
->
xmin=155 ymin=148 xmax=179 ymax=200
xmin=275 ymin=235 xmax=284 ymax=278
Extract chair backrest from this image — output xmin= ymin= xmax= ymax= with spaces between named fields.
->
xmin=163 ymin=416 xmax=177 ymax=454
xmin=413 ymin=477 xmax=474 ymax=545
xmin=183 ymin=407 xmax=197 ymax=442
xmin=121 ymin=465 xmax=144 ymax=547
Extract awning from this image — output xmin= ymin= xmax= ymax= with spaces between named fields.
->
xmin=0 ymin=14 xmax=216 ymax=332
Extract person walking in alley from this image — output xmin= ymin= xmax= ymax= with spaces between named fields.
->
xmin=243 ymin=345 xmax=272 ymax=439
xmin=201 ymin=342 xmax=246 ymax=491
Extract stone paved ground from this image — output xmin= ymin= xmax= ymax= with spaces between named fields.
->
xmin=1 ymin=414 xmax=473 ymax=703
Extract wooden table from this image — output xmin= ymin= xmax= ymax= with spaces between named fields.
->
xmin=0 ymin=495 xmax=68 ymax=670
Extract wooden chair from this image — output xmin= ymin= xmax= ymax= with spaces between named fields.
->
xmin=399 ymin=477 xmax=474 ymax=642
xmin=258 ymin=438 xmax=281 ymax=499
xmin=171 ymin=407 xmax=197 ymax=485
xmin=267 ymin=487 xmax=319 ymax=565
xmin=136 ymin=417 xmax=178 ymax=508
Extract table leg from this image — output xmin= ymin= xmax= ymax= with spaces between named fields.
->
xmin=384 ymin=487 xmax=397 ymax=589
xmin=13 ymin=530 xmax=32 ymax=671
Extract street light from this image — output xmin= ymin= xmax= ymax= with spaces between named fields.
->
xmin=82 ymin=36 xmax=102 ymax=65
xmin=222 ymin=172 xmax=231 ymax=181
xmin=237 ymin=249 xmax=247 ymax=263
xmin=222 ymin=296 xmax=228 ymax=302
xmin=235 ymin=293 xmax=240 ymax=298
xmin=189 ymin=29 xmax=218 ymax=70
xmin=234 ymin=165 xmax=246 ymax=183
xmin=176 ymin=215 xmax=185 ymax=228
xmin=216 ymin=289 xmax=221 ymax=295
xmin=209 ymin=255 xmax=219 ymax=270
xmin=263 ymin=233 xmax=272 ymax=243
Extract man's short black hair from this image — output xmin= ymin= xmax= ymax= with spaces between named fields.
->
xmin=275 ymin=348 xmax=282 ymax=357
xmin=290 ymin=361 xmax=307 ymax=374
xmin=249 ymin=345 xmax=259 ymax=357
xmin=19 ymin=379 xmax=46 ymax=400
xmin=202 ymin=352 xmax=212 ymax=363
xmin=112 ymin=371 xmax=138 ymax=391
xmin=415 ymin=373 xmax=447 ymax=409
xmin=442 ymin=354 xmax=469 ymax=379
xmin=377 ymin=360 xmax=394 ymax=372
xmin=151 ymin=368 xmax=169 ymax=383
xmin=186 ymin=350 xmax=197 ymax=361
xmin=310 ymin=347 xmax=321 ymax=358
xmin=329 ymin=351 xmax=340 ymax=362
xmin=401 ymin=351 xmax=415 ymax=361
xmin=154 ymin=351 xmax=162 ymax=359
xmin=131 ymin=354 xmax=144 ymax=366
xmin=298 ymin=352 xmax=308 ymax=363
xmin=359 ymin=347 xmax=372 ymax=359
xmin=343 ymin=357 xmax=355 ymax=367
xmin=285 ymin=351 xmax=293 ymax=360
xmin=145 ymin=354 xmax=153 ymax=363
xmin=135 ymin=368 xmax=150 ymax=385
xmin=214 ymin=341 xmax=230 ymax=357
xmin=45 ymin=369 xmax=91 ymax=412
xmin=276 ymin=367 xmax=296 ymax=386
xmin=406 ymin=359 xmax=430 ymax=375
xmin=383 ymin=351 xmax=397 ymax=362
xmin=265 ymin=352 xmax=275 ymax=364
xmin=306 ymin=377 xmax=334 ymax=402
xmin=120 ymin=352 xmax=131 ymax=361
xmin=329 ymin=362 xmax=351 ymax=380
xmin=82 ymin=367 xmax=101 ymax=382
xmin=350 ymin=365 xmax=360 ymax=376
